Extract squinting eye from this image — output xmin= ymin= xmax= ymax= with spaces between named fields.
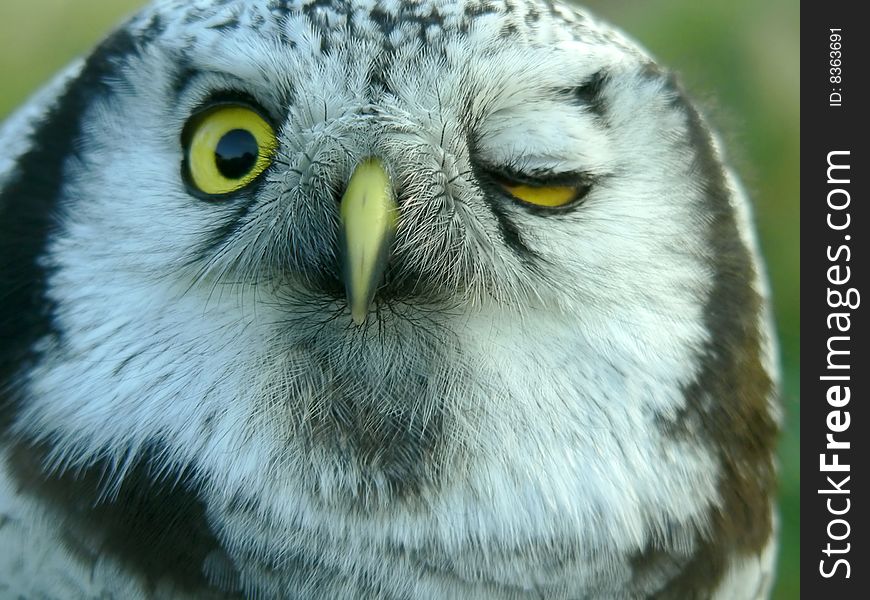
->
xmin=183 ymin=104 xmax=276 ymax=196
xmin=498 ymin=180 xmax=582 ymax=208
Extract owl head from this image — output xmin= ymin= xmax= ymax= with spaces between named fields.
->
xmin=0 ymin=1 xmax=778 ymax=598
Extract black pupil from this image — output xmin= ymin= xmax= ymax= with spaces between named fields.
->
xmin=215 ymin=129 xmax=259 ymax=179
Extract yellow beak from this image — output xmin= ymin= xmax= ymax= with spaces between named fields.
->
xmin=339 ymin=157 xmax=398 ymax=325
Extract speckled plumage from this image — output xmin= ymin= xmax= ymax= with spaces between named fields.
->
xmin=0 ymin=1 xmax=779 ymax=598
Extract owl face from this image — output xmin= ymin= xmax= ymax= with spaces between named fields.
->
xmin=0 ymin=1 xmax=778 ymax=598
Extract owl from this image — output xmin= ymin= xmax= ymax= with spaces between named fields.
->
xmin=0 ymin=0 xmax=779 ymax=598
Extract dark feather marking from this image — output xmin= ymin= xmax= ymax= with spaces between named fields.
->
xmin=6 ymin=441 xmax=240 ymax=597
xmin=191 ymin=193 xmax=258 ymax=260
xmin=0 ymin=29 xmax=235 ymax=595
xmin=139 ymin=13 xmax=166 ymax=45
xmin=483 ymin=192 xmax=541 ymax=265
xmin=0 ymin=29 xmax=141 ymax=424
xmin=288 ymin=333 xmax=452 ymax=504
xmin=464 ymin=136 xmax=543 ymax=267
xmin=631 ymin=68 xmax=778 ymax=597
xmin=570 ymin=69 xmax=609 ymax=120
xmin=208 ymin=16 xmax=241 ymax=32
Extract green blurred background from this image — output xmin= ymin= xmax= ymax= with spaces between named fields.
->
xmin=0 ymin=0 xmax=799 ymax=597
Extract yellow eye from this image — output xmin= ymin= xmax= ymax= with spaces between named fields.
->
xmin=499 ymin=181 xmax=580 ymax=208
xmin=183 ymin=105 xmax=277 ymax=196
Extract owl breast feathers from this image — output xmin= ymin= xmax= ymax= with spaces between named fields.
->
xmin=0 ymin=1 xmax=779 ymax=598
